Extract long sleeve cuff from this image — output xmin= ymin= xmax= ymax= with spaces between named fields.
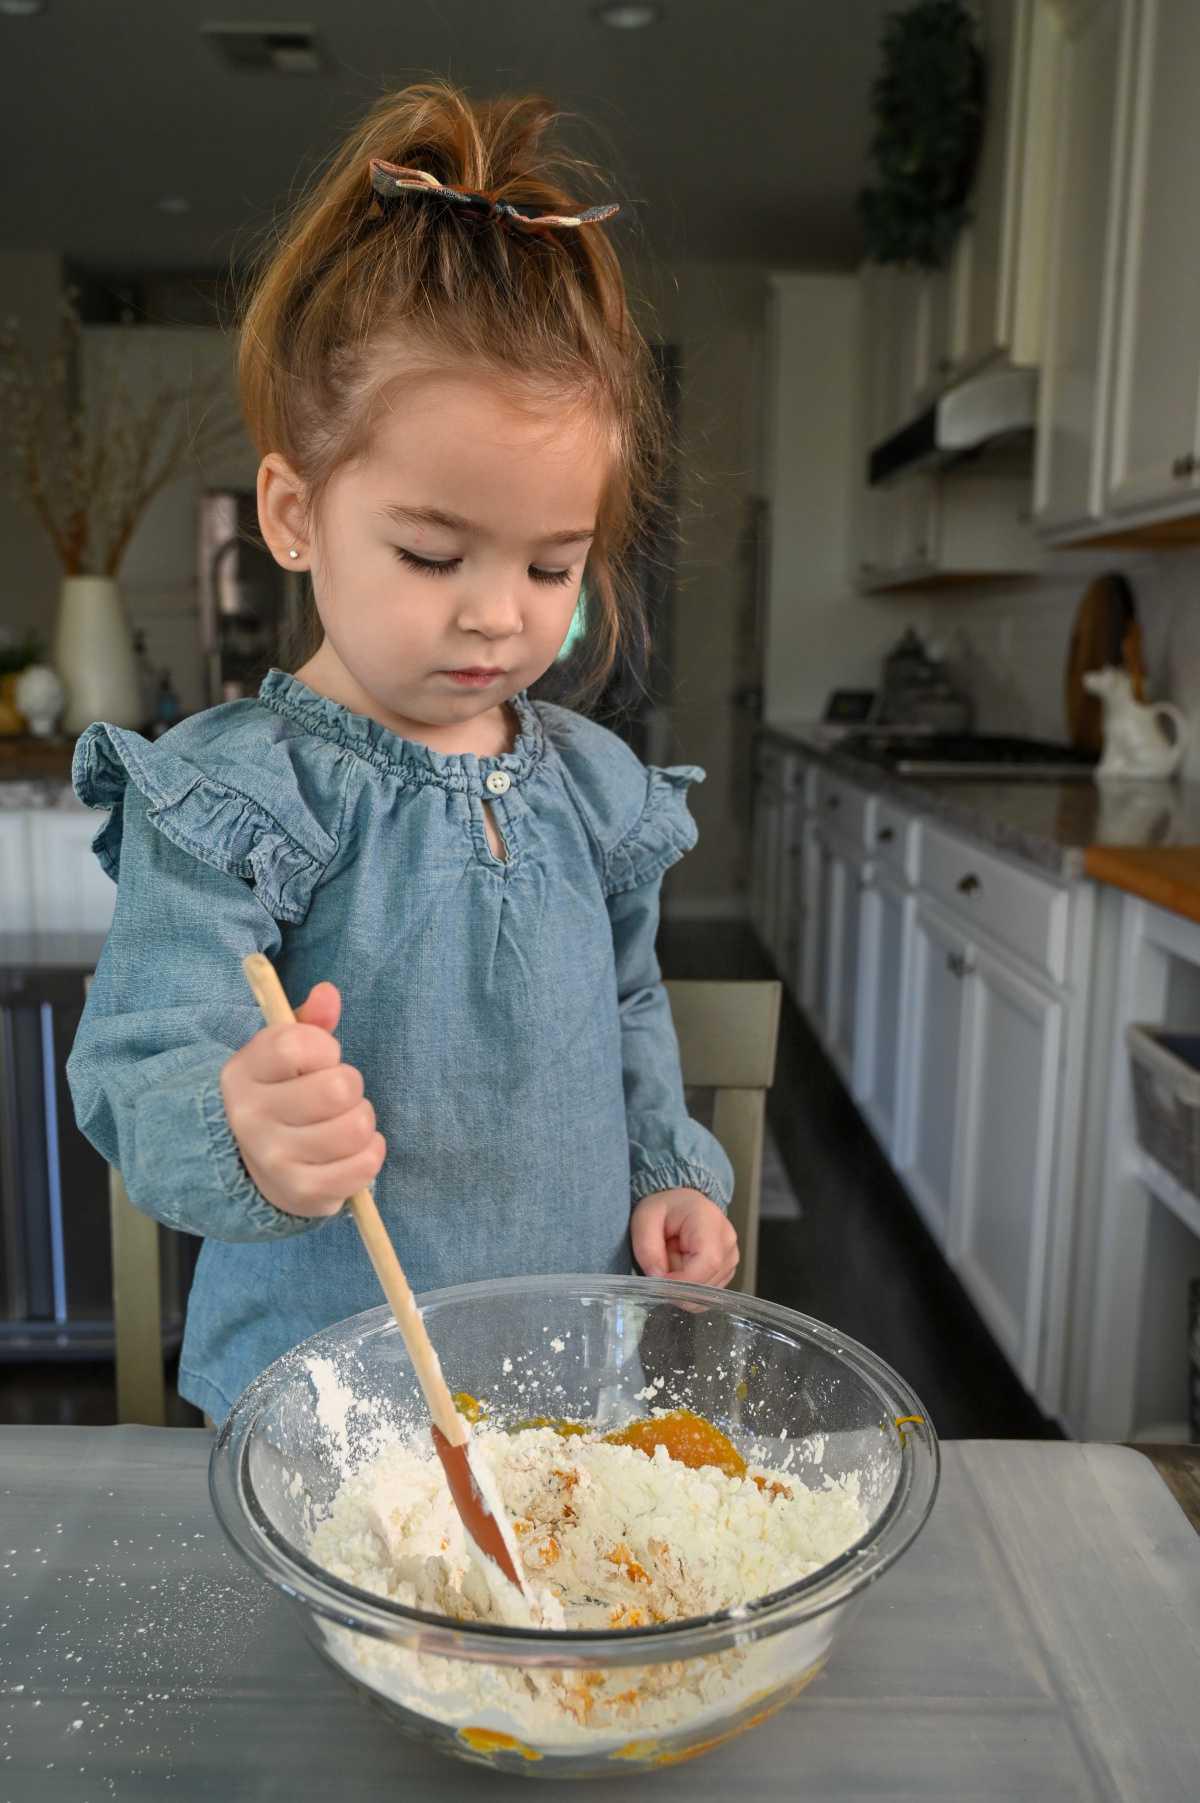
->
xmin=629 ymin=1154 xmax=733 ymax=1213
xmin=91 ymin=1042 xmax=326 ymax=1244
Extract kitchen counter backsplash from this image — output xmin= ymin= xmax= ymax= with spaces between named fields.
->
xmin=762 ymin=722 xmax=1200 ymax=879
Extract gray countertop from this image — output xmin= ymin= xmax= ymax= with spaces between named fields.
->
xmin=2 ymin=1428 xmax=1198 ymax=1800
xmin=761 ymin=721 xmax=1200 ymax=879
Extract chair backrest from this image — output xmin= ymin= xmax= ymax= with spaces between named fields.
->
xmin=663 ymin=979 xmax=782 ymax=1296
xmin=82 ymin=973 xmax=167 ymax=1427
xmin=107 ymin=978 xmax=782 ymax=1424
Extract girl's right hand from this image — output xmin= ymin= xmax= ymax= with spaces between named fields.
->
xmin=219 ymin=981 xmax=386 ymax=1218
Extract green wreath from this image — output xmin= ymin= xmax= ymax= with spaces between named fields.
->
xmin=858 ymin=0 xmax=985 ymax=270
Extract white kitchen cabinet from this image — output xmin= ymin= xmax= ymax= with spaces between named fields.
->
xmin=952 ymin=946 xmax=1064 ymax=1390
xmin=825 ymin=836 xmax=866 ymax=1089
xmin=1106 ymin=0 xmax=1200 ymax=520
xmin=954 ymin=0 xmax=1058 ymax=374
xmin=858 ymin=863 xmax=914 ymax=1158
xmin=0 ymin=814 xmax=34 ymax=932
xmin=776 ymin=763 xmax=809 ymax=997
xmin=901 ymin=898 xmax=973 ymax=1248
xmin=882 ymin=269 xmax=930 ymax=438
xmin=1034 ymin=0 xmax=1135 ymax=536
xmin=750 ymin=744 xmax=784 ymax=953
xmin=755 ymin=736 xmax=1097 ymax=1426
xmin=28 ymin=808 xmax=116 ymax=935
xmin=921 ymin=264 xmax=966 ymax=403
xmin=804 ymin=825 xmax=834 ymax=1040
xmin=857 ymin=462 xmax=1041 ymax=592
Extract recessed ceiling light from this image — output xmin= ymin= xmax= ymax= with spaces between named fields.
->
xmin=593 ymin=3 xmax=662 ymax=28
xmin=156 ymin=196 xmax=192 ymax=216
xmin=0 ymin=0 xmax=48 ymax=16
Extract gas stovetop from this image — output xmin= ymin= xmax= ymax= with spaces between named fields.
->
xmin=842 ymin=732 xmax=1099 ymax=779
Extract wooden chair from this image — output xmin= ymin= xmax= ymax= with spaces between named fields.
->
xmin=107 ymin=978 xmax=782 ymax=1425
xmin=663 ymin=979 xmax=782 ymax=1297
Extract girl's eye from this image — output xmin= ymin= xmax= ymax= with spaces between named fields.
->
xmin=393 ymin=547 xmax=574 ymax=587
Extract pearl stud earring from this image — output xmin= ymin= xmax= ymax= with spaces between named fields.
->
xmin=288 ymin=546 xmax=300 ymax=559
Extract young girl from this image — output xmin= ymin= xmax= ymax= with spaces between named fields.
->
xmin=67 ymin=81 xmax=736 ymax=1429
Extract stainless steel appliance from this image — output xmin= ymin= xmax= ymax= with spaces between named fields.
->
xmin=843 ymin=731 xmax=1099 ymax=779
xmin=0 ymin=937 xmax=196 ymax=1359
xmin=198 ymin=491 xmax=306 ymax=705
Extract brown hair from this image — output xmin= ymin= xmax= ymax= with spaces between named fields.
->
xmin=235 ymin=79 xmax=671 ymax=707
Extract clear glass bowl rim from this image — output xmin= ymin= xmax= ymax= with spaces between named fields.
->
xmin=209 ymin=1273 xmax=940 ymax=1667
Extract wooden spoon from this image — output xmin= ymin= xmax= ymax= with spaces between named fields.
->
xmin=240 ymin=952 xmax=529 ymax=1597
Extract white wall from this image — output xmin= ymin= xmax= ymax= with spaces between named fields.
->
xmin=760 ymin=272 xmax=926 ymax=728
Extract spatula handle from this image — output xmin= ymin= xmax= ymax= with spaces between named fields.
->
xmin=240 ymin=952 xmax=466 ymax=1446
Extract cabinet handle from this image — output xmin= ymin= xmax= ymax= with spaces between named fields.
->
xmin=877 ymin=826 xmax=895 ymax=844
xmin=957 ymin=873 xmax=981 ymax=896
xmin=946 ymin=951 xmax=968 ymax=978
xmin=1173 ymin=452 xmax=1197 ymax=479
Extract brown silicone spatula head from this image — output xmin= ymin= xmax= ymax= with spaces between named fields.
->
xmin=431 ymin=1425 xmax=524 ymax=1590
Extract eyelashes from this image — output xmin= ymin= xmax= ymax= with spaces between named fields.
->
xmin=393 ymin=547 xmax=574 ymax=588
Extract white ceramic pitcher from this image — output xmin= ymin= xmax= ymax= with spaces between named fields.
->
xmin=1082 ymin=667 xmax=1189 ymax=780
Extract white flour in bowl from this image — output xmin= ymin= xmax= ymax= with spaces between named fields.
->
xmin=306 ymin=1421 xmax=867 ymax=1750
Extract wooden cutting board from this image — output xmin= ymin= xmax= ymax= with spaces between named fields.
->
xmin=1064 ymin=572 xmax=1138 ymax=751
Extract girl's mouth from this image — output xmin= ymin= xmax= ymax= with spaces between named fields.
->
xmin=444 ymin=668 xmax=505 ymax=687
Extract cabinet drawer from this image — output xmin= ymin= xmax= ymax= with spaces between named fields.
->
xmin=814 ymin=771 xmax=875 ymax=849
xmin=869 ymin=797 xmax=918 ymax=884
xmin=917 ymin=824 xmax=1069 ymax=983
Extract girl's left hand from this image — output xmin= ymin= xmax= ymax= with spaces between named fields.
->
xmin=630 ymin=1188 xmax=739 ymax=1289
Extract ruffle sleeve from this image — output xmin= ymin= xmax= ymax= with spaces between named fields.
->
xmin=72 ymin=721 xmax=337 ymax=926
xmin=536 ymin=701 xmax=706 ymax=899
xmin=601 ymin=763 xmax=704 ymax=897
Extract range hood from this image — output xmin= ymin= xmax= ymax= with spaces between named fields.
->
xmin=868 ymin=366 xmax=1038 ymax=486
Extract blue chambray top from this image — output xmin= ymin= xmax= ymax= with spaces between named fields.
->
xmin=66 ymin=669 xmax=733 ymax=1426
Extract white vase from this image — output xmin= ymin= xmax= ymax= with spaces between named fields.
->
xmin=54 ymin=574 xmax=143 ymax=733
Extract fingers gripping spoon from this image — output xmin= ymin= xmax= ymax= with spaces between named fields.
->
xmin=240 ymin=953 xmax=532 ymax=1602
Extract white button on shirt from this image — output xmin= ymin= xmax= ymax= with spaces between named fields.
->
xmin=485 ymin=770 xmax=512 ymax=796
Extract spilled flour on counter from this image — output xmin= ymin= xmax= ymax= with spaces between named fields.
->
xmin=305 ymin=1421 xmax=867 ymax=1748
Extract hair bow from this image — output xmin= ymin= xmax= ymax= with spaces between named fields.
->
xmin=368 ymin=158 xmax=620 ymax=234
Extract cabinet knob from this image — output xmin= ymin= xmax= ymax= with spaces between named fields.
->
xmin=957 ymin=872 xmax=981 ymax=896
xmin=826 ymin=795 xmax=841 ymax=810
xmin=1173 ymin=452 xmax=1197 ymax=479
xmin=878 ymin=826 xmax=895 ymax=844
xmin=946 ymin=951 xmax=969 ymax=979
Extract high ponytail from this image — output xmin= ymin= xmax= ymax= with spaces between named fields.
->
xmin=234 ymin=79 xmax=669 ymax=706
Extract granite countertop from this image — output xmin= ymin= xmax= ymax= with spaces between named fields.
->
xmin=761 ymin=720 xmax=1200 ymax=884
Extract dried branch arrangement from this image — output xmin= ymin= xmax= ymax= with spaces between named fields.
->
xmin=0 ymin=285 xmax=248 ymax=577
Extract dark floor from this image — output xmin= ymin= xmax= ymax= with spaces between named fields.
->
xmin=1 ymin=920 xmax=1060 ymax=1439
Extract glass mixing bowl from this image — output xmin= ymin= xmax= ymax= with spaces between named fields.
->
xmin=210 ymin=1274 xmax=938 ymax=1779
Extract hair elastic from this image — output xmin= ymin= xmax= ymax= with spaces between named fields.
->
xmin=367 ymin=158 xmax=620 ymax=236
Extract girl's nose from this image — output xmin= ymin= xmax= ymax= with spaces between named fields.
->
xmin=455 ymin=586 xmax=524 ymax=641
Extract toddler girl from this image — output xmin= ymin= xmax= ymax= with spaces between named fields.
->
xmin=67 ymin=81 xmax=735 ymax=1428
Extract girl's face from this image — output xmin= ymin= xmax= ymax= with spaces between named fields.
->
xmin=260 ymin=373 xmax=609 ymax=749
